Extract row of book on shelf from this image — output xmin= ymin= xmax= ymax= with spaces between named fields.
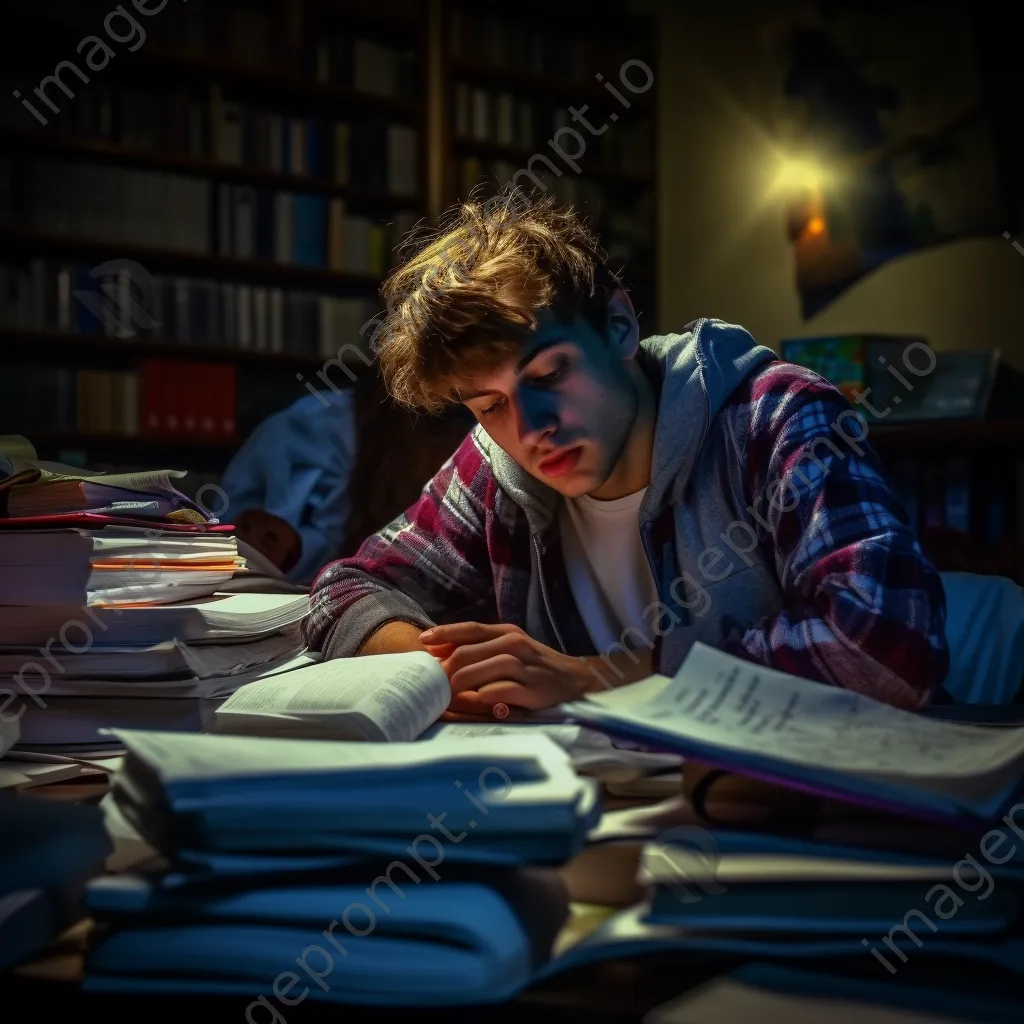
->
xmin=1 ymin=260 xmax=380 ymax=356
xmin=448 ymin=5 xmax=624 ymax=82
xmin=162 ymin=0 xmax=419 ymax=91
xmin=452 ymin=83 xmax=653 ymax=175
xmin=3 ymin=0 xmax=422 ymax=97
xmin=889 ymin=454 xmax=1021 ymax=570
xmin=2 ymin=87 xmax=420 ymax=194
xmin=2 ymin=159 xmax=420 ymax=273
xmin=2 ymin=363 xmax=239 ymax=441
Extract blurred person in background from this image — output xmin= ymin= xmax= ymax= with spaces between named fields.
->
xmin=221 ymin=368 xmax=473 ymax=584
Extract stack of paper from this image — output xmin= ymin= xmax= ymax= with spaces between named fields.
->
xmin=1 ymin=456 xmax=211 ymax=522
xmin=82 ymin=729 xmax=596 ymax=1003
xmin=1 ymin=795 xmax=111 ymax=971
xmin=638 ymin=830 xmax=1024 ymax=932
xmin=107 ymin=729 xmax=599 ymax=864
xmin=562 ymin=642 xmax=1024 ymax=827
xmin=0 ymin=527 xmax=245 ymax=606
xmin=551 ymin=643 xmax=1024 ymax=980
xmin=424 ymin=721 xmax=682 ymax=784
xmin=0 ymin=592 xmax=310 ymax=753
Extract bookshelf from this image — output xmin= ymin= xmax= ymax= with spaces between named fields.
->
xmin=0 ymin=0 xmax=428 ymax=472
xmin=869 ymin=420 xmax=1024 ymax=584
xmin=2 ymin=0 xmax=661 ymax=479
xmin=438 ymin=0 xmax=659 ymax=330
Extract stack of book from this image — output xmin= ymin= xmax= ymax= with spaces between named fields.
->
xmin=0 ymin=590 xmax=310 ymax=753
xmin=82 ymin=728 xmax=595 ymax=1003
xmin=1 ymin=795 xmax=111 ymax=971
xmin=553 ymin=643 xmax=1024 ymax=990
xmin=1 ymin=360 xmax=240 ymax=444
xmin=0 ymin=444 xmax=311 ymax=753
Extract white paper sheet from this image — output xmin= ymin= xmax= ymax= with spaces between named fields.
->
xmin=579 ymin=643 xmax=1024 ymax=782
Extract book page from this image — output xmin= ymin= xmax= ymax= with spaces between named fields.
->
xmin=580 ymin=643 xmax=1024 ymax=781
xmin=214 ymin=652 xmax=450 ymax=742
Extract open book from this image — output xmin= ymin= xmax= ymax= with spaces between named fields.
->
xmin=561 ymin=643 xmax=1024 ymax=825
xmin=212 ymin=655 xmax=683 ymax=782
xmin=211 ymin=651 xmax=450 ymax=743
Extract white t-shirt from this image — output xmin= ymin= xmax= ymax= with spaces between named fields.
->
xmin=558 ymin=488 xmax=659 ymax=651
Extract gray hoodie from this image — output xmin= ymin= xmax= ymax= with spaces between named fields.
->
xmin=474 ymin=317 xmax=782 ymax=676
xmin=309 ymin=318 xmax=791 ymax=679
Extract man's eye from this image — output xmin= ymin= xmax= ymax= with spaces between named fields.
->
xmin=535 ymin=361 xmax=566 ymax=384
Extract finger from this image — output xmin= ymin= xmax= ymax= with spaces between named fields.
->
xmin=449 ymin=653 xmax=526 ymax=694
xmin=438 ymin=708 xmax=496 ymax=723
xmin=444 ymin=632 xmax=534 ymax=678
xmin=423 ymin=642 xmax=457 ymax=660
xmin=420 ymin=622 xmax=519 ymax=646
xmin=457 ymin=680 xmax=552 ymax=712
xmin=447 ymin=691 xmax=532 ymax=720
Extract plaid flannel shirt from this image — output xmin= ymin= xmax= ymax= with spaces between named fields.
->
xmin=306 ymin=360 xmax=948 ymax=708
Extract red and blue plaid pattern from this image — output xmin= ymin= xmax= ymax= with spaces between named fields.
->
xmin=306 ymin=360 xmax=948 ymax=708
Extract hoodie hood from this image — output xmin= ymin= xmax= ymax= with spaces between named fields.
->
xmin=475 ymin=318 xmax=777 ymax=533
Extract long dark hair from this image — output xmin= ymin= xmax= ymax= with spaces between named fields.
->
xmin=338 ymin=369 xmax=474 ymax=559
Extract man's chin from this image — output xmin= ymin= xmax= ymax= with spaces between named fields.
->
xmin=537 ymin=469 xmax=604 ymax=499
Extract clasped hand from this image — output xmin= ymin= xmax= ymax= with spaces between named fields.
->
xmin=420 ymin=622 xmax=592 ymax=718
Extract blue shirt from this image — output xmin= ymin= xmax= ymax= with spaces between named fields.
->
xmin=221 ymin=391 xmax=356 ymax=584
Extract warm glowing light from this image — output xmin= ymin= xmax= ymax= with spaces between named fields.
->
xmin=771 ymin=156 xmax=831 ymax=194
xmin=805 ymin=216 xmax=825 ymax=236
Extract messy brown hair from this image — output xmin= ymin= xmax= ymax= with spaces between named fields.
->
xmin=374 ymin=188 xmax=623 ymax=414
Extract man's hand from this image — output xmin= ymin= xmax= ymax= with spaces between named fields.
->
xmin=420 ymin=622 xmax=596 ymax=714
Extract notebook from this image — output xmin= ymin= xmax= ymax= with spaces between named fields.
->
xmin=562 ymin=643 xmax=1024 ymax=825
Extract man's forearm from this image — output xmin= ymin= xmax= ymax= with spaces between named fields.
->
xmin=358 ymin=620 xmax=430 ymax=656
xmin=579 ymin=647 xmax=654 ymax=692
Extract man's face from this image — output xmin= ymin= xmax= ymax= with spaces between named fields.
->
xmin=459 ymin=304 xmax=641 ymax=498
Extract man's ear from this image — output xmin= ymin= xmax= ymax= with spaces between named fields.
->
xmin=605 ymin=289 xmax=640 ymax=359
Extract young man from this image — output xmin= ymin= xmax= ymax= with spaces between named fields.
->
xmin=304 ymin=191 xmax=948 ymax=716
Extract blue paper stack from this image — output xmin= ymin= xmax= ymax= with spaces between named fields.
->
xmin=82 ymin=729 xmax=598 ymax=1006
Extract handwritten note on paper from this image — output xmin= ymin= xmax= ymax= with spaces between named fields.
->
xmin=632 ymin=643 xmax=1024 ymax=780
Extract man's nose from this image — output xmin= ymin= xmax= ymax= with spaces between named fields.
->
xmin=514 ymin=388 xmax=558 ymax=444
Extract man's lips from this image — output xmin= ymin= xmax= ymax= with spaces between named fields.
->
xmin=537 ymin=446 xmax=582 ymax=477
